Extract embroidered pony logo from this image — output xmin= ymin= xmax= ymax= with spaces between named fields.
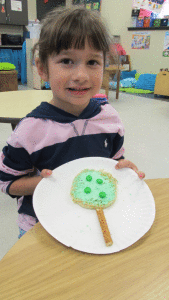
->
xmin=104 ymin=139 xmax=108 ymax=148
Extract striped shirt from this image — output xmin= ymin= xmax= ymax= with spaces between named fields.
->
xmin=0 ymin=96 xmax=125 ymax=231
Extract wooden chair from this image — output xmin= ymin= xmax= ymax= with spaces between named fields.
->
xmin=121 ymin=55 xmax=131 ymax=71
xmin=101 ymin=55 xmax=131 ymax=99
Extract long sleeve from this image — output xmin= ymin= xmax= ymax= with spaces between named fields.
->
xmin=0 ymin=122 xmax=34 ymax=197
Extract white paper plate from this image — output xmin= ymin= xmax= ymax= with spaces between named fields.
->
xmin=33 ymin=157 xmax=155 ymax=254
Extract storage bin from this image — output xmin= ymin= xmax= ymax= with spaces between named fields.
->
xmin=136 ymin=18 xmax=144 ymax=27
xmin=0 ymin=49 xmax=22 ymax=80
xmin=153 ymin=19 xmax=161 ymax=27
xmin=144 ymin=18 xmax=150 ymax=27
xmin=161 ymin=19 xmax=168 ymax=26
xmin=131 ymin=17 xmax=137 ymax=27
xmin=150 ymin=18 xmax=155 ymax=27
xmin=1 ymin=34 xmax=23 ymax=46
xmin=0 ymin=70 xmax=18 ymax=92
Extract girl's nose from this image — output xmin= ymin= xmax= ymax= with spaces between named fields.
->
xmin=72 ymin=64 xmax=89 ymax=82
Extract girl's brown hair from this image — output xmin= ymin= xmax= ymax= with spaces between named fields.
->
xmin=32 ymin=7 xmax=112 ymax=69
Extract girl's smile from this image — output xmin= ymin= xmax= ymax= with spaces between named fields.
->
xmin=67 ymin=88 xmax=91 ymax=96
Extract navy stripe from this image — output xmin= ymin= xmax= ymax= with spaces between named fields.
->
xmin=30 ymin=133 xmax=123 ymax=171
xmin=3 ymin=145 xmax=33 ymax=171
xmin=26 ymin=99 xmax=107 ymax=123
xmin=110 ymin=133 xmax=124 ymax=157
xmin=18 ymin=195 xmax=37 ymax=218
xmin=0 ymin=170 xmax=21 ymax=182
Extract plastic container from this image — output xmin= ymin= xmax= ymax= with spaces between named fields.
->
xmin=161 ymin=19 xmax=168 ymax=27
xmin=150 ymin=18 xmax=155 ymax=27
xmin=131 ymin=17 xmax=137 ymax=27
xmin=153 ymin=19 xmax=161 ymax=27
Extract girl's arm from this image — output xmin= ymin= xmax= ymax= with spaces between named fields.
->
xmin=9 ymin=169 xmax=52 ymax=196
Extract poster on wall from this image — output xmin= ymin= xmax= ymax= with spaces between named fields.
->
xmin=163 ymin=32 xmax=169 ymax=57
xmin=72 ymin=0 xmax=102 ymax=11
xmin=132 ymin=0 xmax=164 ymax=13
xmin=11 ymin=0 xmax=22 ymax=12
xmin=131 ymin=32 xmax=150 ymax=49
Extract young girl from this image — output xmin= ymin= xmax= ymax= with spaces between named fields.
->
xmin=0 ymin=7 xmax=145 ymax=238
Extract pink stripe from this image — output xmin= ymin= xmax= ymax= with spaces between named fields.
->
xmin=7 ymin=104 xmax=124 ymax=155
xmin=112 ymin=146 xmax=125 ymax=159
xmin=17 ymin=214 xmax=37 ymax=231
xmin=0 ymin=152 xmax=34 ymax=176
xmin=86 ymin=105 xmax=124 ymax=136
xmin=7 ymin=118 xmax=77 ymax=154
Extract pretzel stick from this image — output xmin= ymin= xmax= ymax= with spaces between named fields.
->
xmin=96 ymin=208 xmax=113 ymax=246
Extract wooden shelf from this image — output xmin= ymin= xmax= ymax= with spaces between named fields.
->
xmin=0 ymin=45 xmax=22 ymax=48
xmin=128 ymin=27 xmax=169 ymax=31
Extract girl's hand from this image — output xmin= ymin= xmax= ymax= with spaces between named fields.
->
xmin=40 ymin=169 xmax=53 ymax=178
xmin=115 ymin=159 xmax=145 ymax=179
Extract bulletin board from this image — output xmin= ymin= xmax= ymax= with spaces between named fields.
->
xmin=72 ymin=0 xmax=102 ymax=12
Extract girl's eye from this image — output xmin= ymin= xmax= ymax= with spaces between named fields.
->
xmin=88 ymin=60 xmax=99 ymax=66
xmin=60 ymin=59 xmax=73 ymax=65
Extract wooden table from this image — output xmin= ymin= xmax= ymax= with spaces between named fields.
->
xmin=0 ymin=178 xmax=169 ymax=300
xmin=0 ymin=90 xmax=53 ymax=130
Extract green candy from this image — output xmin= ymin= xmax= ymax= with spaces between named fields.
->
xmin=86 ymin=175 xmax=92 ymax=182
xmin=84 ymin=187 xmax=91 ymax=194
xmin=99 ymin=192 xmax=106 ymax=198
xmin=96 ymin=179 xmax=103 ymax=184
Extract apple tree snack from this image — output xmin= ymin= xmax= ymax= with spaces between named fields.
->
xmin=70 ymin=169 xmax=117 ymax=246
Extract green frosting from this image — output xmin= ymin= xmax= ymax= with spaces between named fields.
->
xmin=71 ymin=169 xmax=117 ymax=208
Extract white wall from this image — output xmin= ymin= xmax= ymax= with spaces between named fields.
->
xmin=27 ymin=0 xmax=37 ymax=21
xmin=101 ymin=0 xmax=168 ymax=73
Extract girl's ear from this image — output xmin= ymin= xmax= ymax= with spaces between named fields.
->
xmin=35 ymin=58 xmax=49 ymax=81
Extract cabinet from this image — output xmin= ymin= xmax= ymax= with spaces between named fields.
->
xmin=0 ymin=0 xmax=28 ymax=26
xmin=154 ymin=71 xmax=169 ymax=96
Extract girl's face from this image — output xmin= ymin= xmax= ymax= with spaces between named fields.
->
xmin=37 ymin=41 xmax=104 ymax=116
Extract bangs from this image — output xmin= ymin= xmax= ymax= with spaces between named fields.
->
xmin=36 ymin=7 xmax=111 ymax=67
xmin=48 ymin=9 xmax=110 ymax=54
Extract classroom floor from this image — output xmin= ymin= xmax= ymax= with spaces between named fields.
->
xmin=0 ymin=84 xmax=169 ymax=260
